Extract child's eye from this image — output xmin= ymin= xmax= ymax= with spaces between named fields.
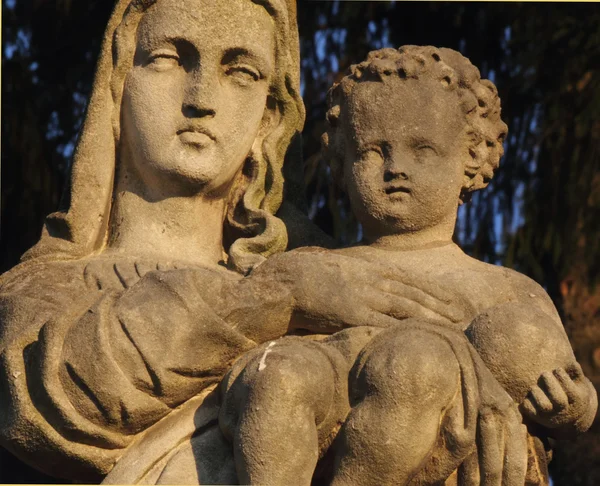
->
xmin=415 ymin=145 xmax=438 ymax=156
xmin=360 ymin=146 xmax=385 ymax=160
xmin=359 ymin=150 xmax=385 ymax=166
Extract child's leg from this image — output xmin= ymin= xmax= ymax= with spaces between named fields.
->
xmin=219 ymin=337 xmax=349 ymax=486
xmin=330 ymin=326 xmax=462 ymax=486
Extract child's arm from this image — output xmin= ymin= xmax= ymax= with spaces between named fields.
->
xmin=506 ymin=269 xmax=598 ymax=437
xmin=466 ymin=286 xmax=597 ymax=439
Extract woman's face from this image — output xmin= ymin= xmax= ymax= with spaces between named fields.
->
xmin=121 ymin=0 xmax=275 ymax=197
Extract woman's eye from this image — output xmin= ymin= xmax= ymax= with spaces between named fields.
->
xmin=226 ymin=65 xmax=261 ymax=84
xmin=147 ymin=52 xmax=181 ymax=71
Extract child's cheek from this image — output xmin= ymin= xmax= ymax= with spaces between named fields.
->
xmin=346 ymin=162 xmax=383 ymax=218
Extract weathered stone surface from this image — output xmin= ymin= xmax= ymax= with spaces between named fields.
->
xmin=0 ymin=0 xmax=308 ymax=482
xmin=0 ymin=3 xmax=596 ymax=485
xmin=215 ymin=46 xmax=597 ymax=485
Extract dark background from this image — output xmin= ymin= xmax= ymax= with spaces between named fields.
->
xmin=2 ymin=0 xmax=599 ymax=483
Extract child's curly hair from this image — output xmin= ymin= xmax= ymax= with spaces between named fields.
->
xmin=322 ymin=46 xmax=508 ymax=203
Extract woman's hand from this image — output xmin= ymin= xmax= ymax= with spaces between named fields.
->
xmin=458 ymin=356 xmax=528 ymax=486
xmin=251 ymin=248 xmax=465 ymax=334
xmin=520 ymin=364 xmax=598 ymax=438
xmin=458 ymin=405 xmax=528 ymax=486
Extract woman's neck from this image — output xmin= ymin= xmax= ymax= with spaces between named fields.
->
xmin=106 ymin=165 xmax=227 ymax=267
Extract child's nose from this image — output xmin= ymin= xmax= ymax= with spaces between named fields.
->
xmin=383 ymin=168 xmax=409 ymax=182
xmin=383 ymin=152 xmax=413 ymax=182
xmin=384 ymin=156 xmax=410 ymax=181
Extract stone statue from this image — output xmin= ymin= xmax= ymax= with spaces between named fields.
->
xmin=0 ymin=0 xmax=596 ymax=484
xmin=0 ymin=1 xmax=459 ymax=483
xmin=0 ymin=0 xmax=310 ymax=481
xmin=214 ymin=47 xmax=598 ymax=485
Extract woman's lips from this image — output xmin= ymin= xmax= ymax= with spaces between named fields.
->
xmin=178 ymin=130 xmax=215 ymax=147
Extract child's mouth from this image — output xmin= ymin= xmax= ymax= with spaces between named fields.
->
xmin=385 ymin=186 xmax=411 ymax=195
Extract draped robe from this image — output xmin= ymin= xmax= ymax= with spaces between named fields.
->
xmin=0 ymin=255 xmax=293 ymax=481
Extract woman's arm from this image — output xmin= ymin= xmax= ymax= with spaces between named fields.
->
xmin=0 ymin=258 xmax=291 ymax=480
xmin=247 ymin=247 xmax=467 ymax=335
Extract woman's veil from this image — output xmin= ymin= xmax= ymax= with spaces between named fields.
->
xmin=21 ymin=0 xmax=303 ymax=268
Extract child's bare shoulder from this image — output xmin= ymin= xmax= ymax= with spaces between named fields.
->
xmin=461 ymin=252 xmax=560 ymax=322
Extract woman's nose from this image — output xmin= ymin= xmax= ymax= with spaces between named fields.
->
xmin=182 ymin=66 xmax=218 ymax=118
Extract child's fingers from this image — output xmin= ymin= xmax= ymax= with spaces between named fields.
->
xmin=553 ymin=367 xmax=580 ymax=403
xmin=528 ymin=385 xmax=553 ymax=413
xmin=333 ymin=292 xmax=396 ymax=330
xmin=134 ymin=261 xmax=155 ymax=279
xmin=384 ymin=294 xmax=456 ymax=325
xmin=113 ymin=262 xmax=143 ymax=289
xmin=354 ymin=289 xmax=410 ymax=327
xmin=520 ymin=397 xmax=538 ymax=418
xmin=363 ymin=308 xmax=411 ymax=329
xmin=539 ymin=371 xmax=569 ymax=411
xmin=362 ymin=286 xmax=438 ymax=323
xmin=361 ymin=287 xmax=409 ymax=319
xmin=84 ymin=260 xmax=130 ymax=290
xmin=373 ymin=265 xmax=454 ymax=303
xmin=566 ymin=362 xmax=584 ymax=380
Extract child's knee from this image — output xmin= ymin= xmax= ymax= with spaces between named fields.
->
xmin=350 ymin=327 xmax=460 ymax=407
xmin=219 ymin=339 xmax=342 ymax=438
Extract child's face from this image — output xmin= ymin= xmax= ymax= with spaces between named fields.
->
xmin=342 ymin=76 xmax=468 ymax=239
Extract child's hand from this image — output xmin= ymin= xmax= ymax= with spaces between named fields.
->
xmin=520 ymin=364 xmax=597 ymax=438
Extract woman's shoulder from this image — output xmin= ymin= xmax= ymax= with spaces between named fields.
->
xmin=1 ymin=252 xmax=240 ymax=296
xmin=0 ymin=257 xmax=90 ymax=295
xmin=0 ymin=257 xmax=97 ymax=345
xmin=0 ymin=253 xmax=139 ymax=299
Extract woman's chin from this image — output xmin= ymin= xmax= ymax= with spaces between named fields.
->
xmin=137 ymin=163 xmax=214 ymax=198
xmin=169 ymin=169 xmax=242 ymax=199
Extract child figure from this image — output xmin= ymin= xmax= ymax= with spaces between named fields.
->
xmin=218 ymin=47 xmax=597 ymax=486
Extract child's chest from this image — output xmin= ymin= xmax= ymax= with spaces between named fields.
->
xmin=364 ymin=248 xmax=521 ymax=323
